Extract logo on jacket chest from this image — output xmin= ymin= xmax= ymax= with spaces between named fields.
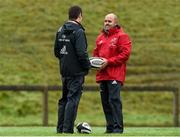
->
xmin=98 ymin=37 xmax=118 ymax=45
xmin=60 ymin=45 xmax=68 ymax=55
xmin=110 ymin=38 xmax=118 ymax=46
xmin=98 ymin=40 xmax=103 ymax=45
xmin=58 ymin=34 xmax=70 ymax=42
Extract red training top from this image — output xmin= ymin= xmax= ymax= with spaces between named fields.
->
xmin=93 ymin=26 xmax=132 ymax=85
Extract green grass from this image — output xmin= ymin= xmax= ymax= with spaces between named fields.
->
xmin=0 ymin=127 xmax=179 ymax=136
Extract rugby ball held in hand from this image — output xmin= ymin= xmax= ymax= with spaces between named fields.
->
xmin=89 ymin=57 xmax=105 ymax=68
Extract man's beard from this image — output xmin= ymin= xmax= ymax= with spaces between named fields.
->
xmin=104 ymin=25 xmax=109 ymax=30
xmin=104 ymin=25 xmax=110 ymax=33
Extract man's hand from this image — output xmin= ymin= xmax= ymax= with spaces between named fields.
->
xmin=99 ymin=58 xmax=108 ymax=70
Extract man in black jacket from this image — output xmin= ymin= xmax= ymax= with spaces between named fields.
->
xmin=54 ymin=5 xmax=91 ymax=133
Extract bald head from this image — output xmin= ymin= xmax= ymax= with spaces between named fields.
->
xmin=105 ymin=13 xmax=118 ymax=24
xmin=104 ymin=13 xmax=119 ymax=31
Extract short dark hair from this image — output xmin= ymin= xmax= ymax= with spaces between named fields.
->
xmin=68 ymin=5 xmax=82 ymax=20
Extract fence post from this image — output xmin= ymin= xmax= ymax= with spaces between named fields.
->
xmin=173 ymin=88 xmax=179 ymax=127
xmin=43 ymin=86 xmax=48 ymax=126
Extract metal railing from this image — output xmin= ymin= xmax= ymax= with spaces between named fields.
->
xmin=0 ymin=85 xmax=179 ymax=127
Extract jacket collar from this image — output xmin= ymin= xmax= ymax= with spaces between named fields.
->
xmin=68 ymin=20 xmax=85 ymax=30
xmin=102 ymin=25 xmax=121 ymax=36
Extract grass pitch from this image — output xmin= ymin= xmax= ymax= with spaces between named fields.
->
xmin=0 ymin=127 xmax=179 ymax=136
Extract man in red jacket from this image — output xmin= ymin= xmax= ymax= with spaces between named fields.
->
xmin=93 ymin=13 xmax=131 ymax=133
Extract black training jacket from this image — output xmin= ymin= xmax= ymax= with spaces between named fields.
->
xmin=54 ymin=21 xmax=91 ymax=77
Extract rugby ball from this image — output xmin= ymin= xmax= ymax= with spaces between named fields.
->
xmin=89 ymin=57 xmax=105 ymax=68
xmin=76 ymin=122 xmax=92 ymax=134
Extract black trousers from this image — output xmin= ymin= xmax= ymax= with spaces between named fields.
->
xmin=57 ymin=76 xmax=84 ymax=133
xmin=100 ymin=80 xmax=123 ymax=132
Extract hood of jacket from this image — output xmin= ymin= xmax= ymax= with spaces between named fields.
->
xmin=59 ymin=21 xmax=85 ymax=34
xmin=102 ymin=25 xmax=122 ymax=36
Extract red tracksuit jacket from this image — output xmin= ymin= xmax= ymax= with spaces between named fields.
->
xmin=93 ymin=26 xmax=132 ymax=84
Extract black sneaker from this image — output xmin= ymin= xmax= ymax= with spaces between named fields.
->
xmin=57 ymin=129 xmax=63 ymax=133
xmin=63 ymin=130 xmax=74 ymax=134
xmin=105 ymin=130 xmax=113 ymax=133
xmin=112 ymin=128 xmax=123 ymax=134
xmin=105 ymin=125 xmax=114 ymax=133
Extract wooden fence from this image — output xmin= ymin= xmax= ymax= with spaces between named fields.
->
xmin=0 ymin=85 xmax=179 ymax=127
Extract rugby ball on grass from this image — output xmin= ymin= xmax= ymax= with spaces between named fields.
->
xmin=76 ymin=122 xmax=92 ymax=134
xmin=89 ymin=57 xmax=105 ymax=68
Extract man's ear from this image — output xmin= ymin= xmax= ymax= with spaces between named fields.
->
xmin=77 ymin=15 xmax=82 ymax=22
